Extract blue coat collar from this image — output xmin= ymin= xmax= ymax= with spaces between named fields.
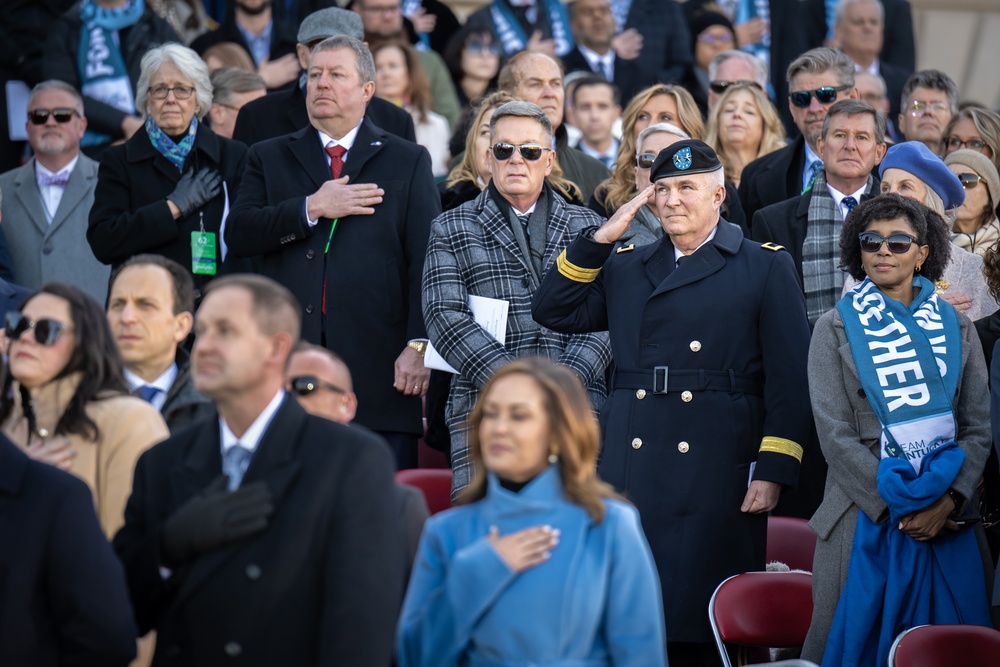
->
xmin=485 ymin=466 xmax=564 ymax=518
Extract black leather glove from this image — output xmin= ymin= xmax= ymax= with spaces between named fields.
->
xmin=161 ymin=476 xmax=274 ymax=566
xmin=167 ymin=166 xmax=222 ymax=218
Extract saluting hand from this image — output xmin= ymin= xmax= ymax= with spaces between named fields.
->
xmin=487 ymin=525 xmax=560 ymax=573
xmin=592 ymin=185 xmax=654 ymax=244
xmin=307 ymin=176 xmax=384 ymax=221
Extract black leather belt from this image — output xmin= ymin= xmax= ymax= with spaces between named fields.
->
xmin=613 ymin=367 xmax=763 ymax=396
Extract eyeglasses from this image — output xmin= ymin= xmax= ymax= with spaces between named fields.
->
xmin=360 ymin=4 xmax=400 ymax=14
xmin=709 ymin=80 xmax=763 ymax=95
xmin=636 ymin=152 xmax=657 ymax=169
xmin=789 ymin=84 xmax=851 ymax=108
xmin=289 ymin=375 xmax=347 ymax=397
xmin=858 ymin=231 xmax=919 ymax=254
xmin=27 ymin=108 xmax=78 ymax=125
xmin=958 ymin=172 xmax=986 ymax=189
xmin=907 ymin=100 xmax=950 ymax=117
xmin=947 ymin=136 xmax=987 ymax=151
xmin=466 ymin=40 xmax=502 ymax=56
xmin=148 ymin=85 xmax=196 ymax=100
xmin=491 ymin=143 xmax=552 ymax=161
xmin=4 ymin=312 xmax=73 ymax=346
xmin=697 ymin=32 xmax=734 ymax=44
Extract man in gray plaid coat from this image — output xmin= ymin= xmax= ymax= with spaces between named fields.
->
xmin=422 ymin=101 xmax=612 ymax=496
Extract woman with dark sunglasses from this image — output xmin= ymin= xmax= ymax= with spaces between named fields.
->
xmin=443 ymin=26 xmax=502 ymax=116
xmin=0 ymin=283 xmax=169 ymax=538
xmin=804 ymin=193 xmax=993 ymax=665
xmin=945 ymin=149 xmax=1000 ymax=257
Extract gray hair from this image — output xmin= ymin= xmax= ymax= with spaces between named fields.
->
xmin=820 ymin=99 xmax=886 ymax=145
xmin=210 ymin=67 xmax=266 ymax=106
xmin=136 ymin=43 xmax=214 ymax=121
xmin=489 ymin=100 xmax=553 ymax=143
xmin=835 ymin=0 xmax=884 ymax=25
xmin=855 ymin=70 xmax=887 ymax=97
xmin=636 ymin=122 xmax=689 ymax=156
xmin=311 ymin=36 xmax=376 ymax=85
xmin=708 ymin=50 xmax=768 ymax=88
xmin=900 ymin=69 xmax=959 ymax=117
xmin=786 ymin=47 xmax=855 ymax=89
xmin=28 ymin=80 xmax=85 ymax=116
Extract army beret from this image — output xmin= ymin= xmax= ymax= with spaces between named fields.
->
xmin=650 ymin=139 xmax=723 ymax=182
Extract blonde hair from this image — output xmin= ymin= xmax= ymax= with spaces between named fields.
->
xmin=458 ymin=358 xmax=621 ymax=523
xmin=597 ymin=84 xmax=704 ymax=215
xmin=705 ymin=84 xmax=786 ymax=185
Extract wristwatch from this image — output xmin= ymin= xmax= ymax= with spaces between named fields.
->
xmin=407 ymin=340 xmax=428 ymax=356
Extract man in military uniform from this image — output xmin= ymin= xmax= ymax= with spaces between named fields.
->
xmin=532 ymin=139 xmax=812 ymax=666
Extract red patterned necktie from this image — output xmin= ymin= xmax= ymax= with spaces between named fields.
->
xmin=325 ymin=144 xmax=347 ymax=179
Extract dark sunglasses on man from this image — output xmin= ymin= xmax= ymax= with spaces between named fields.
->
xmin=858 ymin=231 xmax=919 ymax=254
xmin=27 ymin=108 xmax=79 ymax=125
xmin=491 ymin=142 xmax=552 ymax=161
xmin=4 ymin=312 xmax=73 ymax=346
xmin=709 ymin=80 xmax=762 ymax=95
xmin=789 ymin=84 xmax=852 ymax=108
xmin=288 ymin=375 xmax=347 ymax=397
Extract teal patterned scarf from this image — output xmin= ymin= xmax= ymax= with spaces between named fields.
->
xmin=145 ymin=116 xmax=198 ymax=172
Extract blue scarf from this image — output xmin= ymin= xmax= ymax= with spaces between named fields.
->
xmin=145 ymin=116 xmax=198 ymax=172
xmin=490 ymin=0 xmax=574 ymax=58
xmin=823 ymin=276 xmax=990 ymax=667
xmin=78 ymin=0 xmax=144 ymax=146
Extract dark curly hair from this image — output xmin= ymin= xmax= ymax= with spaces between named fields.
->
xmin=0 ymin=283 xmax=129 ymax=441
xmin=983 ymin=238 xmax=1000 ymax=304
xmin=839 ymin=193 xmax=952 ymax=282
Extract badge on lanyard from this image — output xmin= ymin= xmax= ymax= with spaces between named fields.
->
xmin=191 ymin=212 xmax=217 ymax=275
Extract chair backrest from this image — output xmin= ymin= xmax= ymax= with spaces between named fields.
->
xmin=888 ymin=624 xmax=1000 ymax=666
xmin=766 ymin=516 xmax=817 ymax=572
xmin=709 ymin=571 xmax=814 ymax=667
xmin=395 ymin=468 xmax=453 ymax=515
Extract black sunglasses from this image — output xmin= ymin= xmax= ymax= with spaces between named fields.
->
xmin=789 ymin=84 xmax=851 ymax=108
xmin=4 ymin=312 xmax=72 ymax=345
xmin=858 ymin=231 xmax=919 ymax=254
xmin=466 ymin=40 xmax=502 ymax=56
xmin=27 ymin=108 xmax=78 ymax=125
xmin=491 ymin=143 xmax=552 ymax=161
xmin=289 ymin=375 xmax=347 ymax=397
xmin=709 ymin=80 xmax=762 ymax=95
xmin=957 ymin=172 xmax=986 ymax=190
xmin=636 ymin=152 xmax=657 ymax=169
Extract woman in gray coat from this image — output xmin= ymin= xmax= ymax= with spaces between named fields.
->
xmin=803 ymin=194 xmax=993 ymax=665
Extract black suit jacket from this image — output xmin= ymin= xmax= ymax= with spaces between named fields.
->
xmin=879 ymin=59 xmax=912 ymax=123
xmin=231 ymin=83 xmax=416 ymax=146
xmin=881 ymin=0 xmax=916 ymax=72
xmin=226 ymin=119 xmax=439 ymax=434
xmin=560 ymin=48 xmax=655 ymax=106
xmin=738 ymin=135 xmax=808 ymax=228
xmin=0 ymin=437 xmax=137 ymax=667
xmin=190 ymin=15 xmax=298 ymax=75
xmin=0 ymin=276 xmax=30 ymax=319
xmin=623 ymin=0 xmax=691 ymax=85
xmin=112 ymin=396 xmax=404 ymax=667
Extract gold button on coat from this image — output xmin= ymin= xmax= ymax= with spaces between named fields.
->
xmin=631 ymin=438 xmax=642 ymax=450
xmin=681 ymin=390 xmax=693 ymax=402
xmin=678 ymin=441 xmax=690 ymax=453
xmin=636 ymin=389 xmax=646 ymax=399
xmin=690 ymin=340 xmax=702 ymax=352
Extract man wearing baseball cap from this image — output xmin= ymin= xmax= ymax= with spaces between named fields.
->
xmin=533 ymin=139 xmax=813 ymax=666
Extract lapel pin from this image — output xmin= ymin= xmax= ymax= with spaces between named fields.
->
xmin=616 ymin=244 xmax=635 ymax=253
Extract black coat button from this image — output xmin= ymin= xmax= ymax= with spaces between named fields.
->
xmin=521 ymin=277 xmax=529 ymax=288
xmin=245 ymin=564 xmax=262 ymax=580
xmin=224 ymin=642 xmax=242 ymax=657
xmin=42 ymin=244 xmax=53 ymax=254
xmin=305 ymin=304 xmax=314 ymax=314
xmin=305 ymin=250 xmax=315 ymax=259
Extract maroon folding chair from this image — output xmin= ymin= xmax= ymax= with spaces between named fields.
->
xmin=888 ymin=624 xmax=1000 ymax=666
xmin=709 ymin=571 xmax=814 ymax=667
xmin=395 ymin=468 xmax=453 ymax=515
xmin=766 ymin=516 xmax=817 ymax=572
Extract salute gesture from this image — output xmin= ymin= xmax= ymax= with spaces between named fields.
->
xmin=592 ymin=184 xmax=654 ymax=244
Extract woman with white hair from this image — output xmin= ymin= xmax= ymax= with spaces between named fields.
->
xmin=88 ymin=43 xmax=248 ymax=291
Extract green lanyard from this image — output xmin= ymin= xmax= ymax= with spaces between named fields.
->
xmin=324 ymin=218 xmax=340 ymax=254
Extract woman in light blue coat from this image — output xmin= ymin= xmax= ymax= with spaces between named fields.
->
xmin=397 ymin=357 xmax=667 ymax=667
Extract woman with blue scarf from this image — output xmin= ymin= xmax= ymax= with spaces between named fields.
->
xmin=397 ymin=357 xmax=666 ymax=666
xmin=802 ymin=193 xmax=993 ymax=666
xmin=88 ymin=43 xmax=248 ymax=291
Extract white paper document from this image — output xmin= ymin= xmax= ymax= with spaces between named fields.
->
xmin=424 ymin=295 xmax=509 ymax=374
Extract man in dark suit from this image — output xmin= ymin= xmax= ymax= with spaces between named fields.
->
xmin=231 ymin=7 xmax=416 ymax=146
xmin=0 ymin=435 xmax=137 ymax=667
xmin=834 ymin=0 xmax=911 ymax=123
xmin=191 ymin=0 xmax=301 ymax=90
xmin=113 ymin=274 xmax=404 ymax=666
xmin=738 ymin=47 xmax=859 ymax=226
xmin=227 ymin=36 xmax=438 ymax=469
xmin=532 ymin=139 xmax=811 ymax=666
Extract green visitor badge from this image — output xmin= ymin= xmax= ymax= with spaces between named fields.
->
xmin=191 ymin=231 xmax=217 ymax=275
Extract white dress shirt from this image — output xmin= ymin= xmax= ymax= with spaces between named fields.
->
xmin=125 ymin=364 xmax=177 ymax=412
xmin=35 ymin=155 xmax=79 ymax=222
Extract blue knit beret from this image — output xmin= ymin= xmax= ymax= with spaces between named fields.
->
xmin=878 ymin=141 xmax=966 ymax=210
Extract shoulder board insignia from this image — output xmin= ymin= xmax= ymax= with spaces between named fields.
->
xmin=761 ymin=242 xmax=785 ymax=252
xmin=616 ymin=244 xmax=635 ymax=254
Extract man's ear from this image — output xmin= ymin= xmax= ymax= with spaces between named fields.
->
xmin=174 ymin=311 xmax=194 ymax=343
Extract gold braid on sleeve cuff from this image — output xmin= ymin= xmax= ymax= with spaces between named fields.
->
xmin=759 ymin=436 xmax=803 ymax=462
xmin=556 ymin=249 xmax=601 ymax=283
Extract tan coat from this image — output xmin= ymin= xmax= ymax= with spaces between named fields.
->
xmin=2 ymin=372 xmax=169 ymax=537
